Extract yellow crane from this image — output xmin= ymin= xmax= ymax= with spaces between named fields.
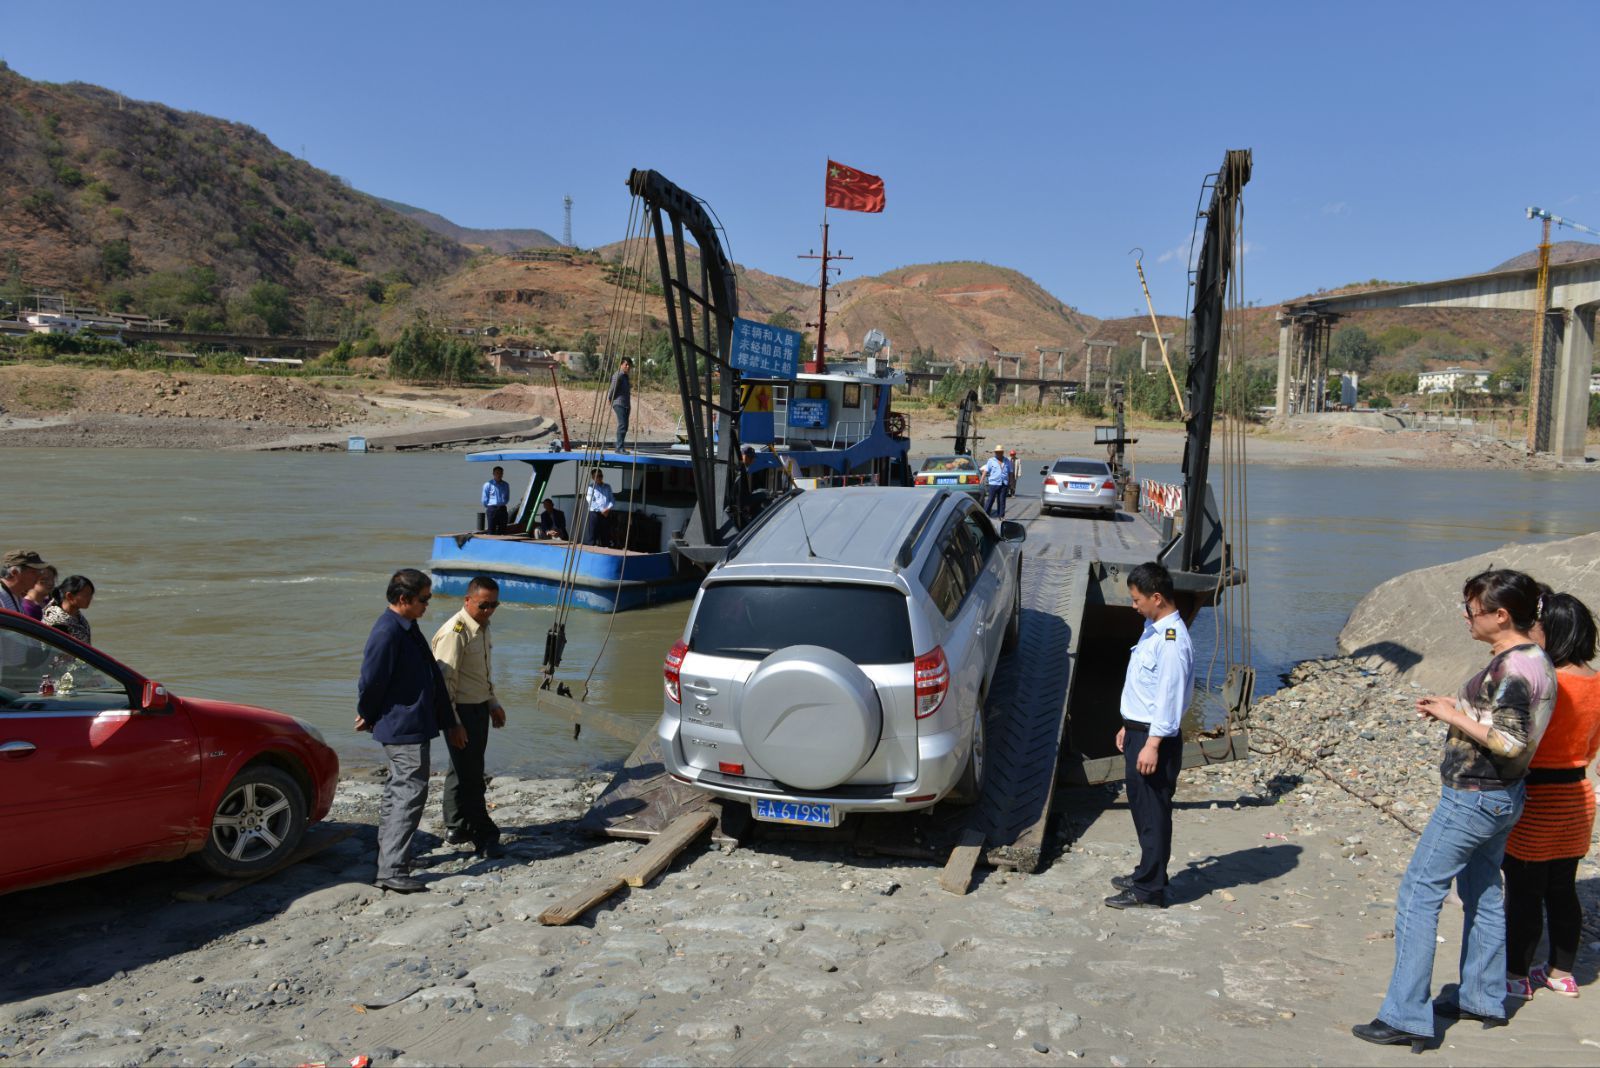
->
xmin=1525 ymin=207 xmax=1600 ymax=450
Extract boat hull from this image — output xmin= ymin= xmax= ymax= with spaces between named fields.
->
xmin=429 ymin=535 xmax=703 ymax=612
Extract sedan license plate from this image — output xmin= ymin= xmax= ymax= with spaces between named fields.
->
xmin=753 ymin=798 xmax=834 ymax=826
xmin=1067 ymin=481 xmax=1092 ymax=490
xmin=935 ymin=476 xmax=956 ymax=485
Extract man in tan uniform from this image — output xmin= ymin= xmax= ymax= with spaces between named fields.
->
xmin=430 ymin=575 xmax=506 ymax=858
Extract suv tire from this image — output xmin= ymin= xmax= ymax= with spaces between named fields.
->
xmin=951 ymin=706 xmax=987 ymax=804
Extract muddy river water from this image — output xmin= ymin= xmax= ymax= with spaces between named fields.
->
xmin=2 ymin=448 xmax=1596 ymax=774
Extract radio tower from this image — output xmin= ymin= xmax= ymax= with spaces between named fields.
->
xmin=563 ymin=195 xmax=573 ymax=248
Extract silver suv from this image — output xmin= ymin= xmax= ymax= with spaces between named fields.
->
xmin=658 ymin=487 xmax=1024 ymax=827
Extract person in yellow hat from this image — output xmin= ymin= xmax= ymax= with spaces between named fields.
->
xmin=980 ymin=445 xmax=1010 ymax=518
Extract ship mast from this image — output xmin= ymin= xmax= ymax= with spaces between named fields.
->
xmin=798 ymin=218 xmax=850 ymax=373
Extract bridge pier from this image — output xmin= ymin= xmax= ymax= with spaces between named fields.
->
xmin=1553 ymin=302 xmax=1596 ymax=463
xmin=1275 ymin=319 xmax=1292 ymax=415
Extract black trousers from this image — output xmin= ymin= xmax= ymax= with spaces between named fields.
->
xmin=485 ymin=504 xmax=508 ymax=535
xmin=613 ymin=402 xmax=630 ymax=451
xmin=1503 ymin=853 xmax=1583 ymax=974
xmin=442 ymin=701 xmax=498 ymax=845
xmin=1124 ymin=723 xmax=1182 ymax=898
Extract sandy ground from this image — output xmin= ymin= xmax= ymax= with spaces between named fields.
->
xmin=3 ymin=366 xmax=1594 ymax=467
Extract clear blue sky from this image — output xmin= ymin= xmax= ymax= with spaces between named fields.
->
xmin=8 ymin=1 xmax=1598 ymax=320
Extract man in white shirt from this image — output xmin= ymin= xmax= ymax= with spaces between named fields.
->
xmin=1106 ymin=561 xmax=1194 ymax=910
xmin=980 ymin=445 xmax=1011 ymax=518
xmin=584 ymin=468 xmax=616 ymax=547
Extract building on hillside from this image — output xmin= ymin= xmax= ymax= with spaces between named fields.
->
xmin=485 ymin=347 xmax=555 ymax=376
xmin=1416 ymin=367 xmax=1491 ymax=394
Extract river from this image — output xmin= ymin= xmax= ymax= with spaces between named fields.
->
xmin=2 ymin=448 xmax=1596 ymax=775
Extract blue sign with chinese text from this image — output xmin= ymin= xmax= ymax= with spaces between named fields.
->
xmin=731 ymin=317 xmax=801 ymax=379
xmin=789 ymin=398 xmax=830 ymax=428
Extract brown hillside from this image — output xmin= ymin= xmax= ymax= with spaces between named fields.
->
xmin=0 ymin=67 xmax=466 ymax=325
xmin=374 ymin=197 xmax=561 ymax=254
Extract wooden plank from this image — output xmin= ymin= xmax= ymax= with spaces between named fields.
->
xmin=617 ymin=811 xmax=716 ymax=887
xmin=175 ymin=824 xmax=355 ymax=903
xmin=538 ymin=874 xmax=626 ymax=926
xmin=939 ymin=828 xmax=986 ymax=895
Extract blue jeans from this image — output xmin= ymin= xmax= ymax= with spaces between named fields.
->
xmin=1378 ymin=782 xmax=1523 ymax=1036
xmin=983 ymin=484 xmax=1007 ymax=518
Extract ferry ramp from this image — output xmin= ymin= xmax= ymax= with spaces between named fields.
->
xmin=577 ymin=494 xmax=1242 ymax=875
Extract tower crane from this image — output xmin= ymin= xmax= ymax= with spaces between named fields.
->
xmin=1524 ymin=207 xmax=1600 ymax=450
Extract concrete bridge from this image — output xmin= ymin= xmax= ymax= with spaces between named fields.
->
xmin=1277 ymin=257 xmax=1600 ymax=461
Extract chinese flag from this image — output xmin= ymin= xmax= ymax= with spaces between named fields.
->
xmin=825 ymin=159 xmax=885 ymax=213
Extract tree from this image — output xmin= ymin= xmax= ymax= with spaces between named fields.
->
xmin=237 ymin=281 xmax=295 ymax=335
xmin=1329 ymin=326 xmax=1378 ymax=372
xmin=99 ymin=238 xmax=133 ymax=280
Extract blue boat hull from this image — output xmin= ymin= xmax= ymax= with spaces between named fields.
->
xmin=429 ymin=535 xmax=703 ymax=612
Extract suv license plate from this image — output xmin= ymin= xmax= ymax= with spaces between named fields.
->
xmin=753 ymin=798 xmax=835 ymax=826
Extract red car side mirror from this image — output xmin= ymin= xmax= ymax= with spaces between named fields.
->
xmin=141 ymin=680 xmax=172 ymax=712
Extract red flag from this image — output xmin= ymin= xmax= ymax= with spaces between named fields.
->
xmin=824 ymin=159 xmax=885 ymax=213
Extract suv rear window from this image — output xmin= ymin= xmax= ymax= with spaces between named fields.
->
xmin=690 ymin=582 xmax=914 ymax=664
xmin=1052 ymin=460 xmax=1109 ymax=476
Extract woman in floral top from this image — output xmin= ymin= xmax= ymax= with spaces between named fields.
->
xmin=42 ymin=575 xmax=95 ymax=645
xmin=1354 ymin=569 xmax=1557 ymax=1052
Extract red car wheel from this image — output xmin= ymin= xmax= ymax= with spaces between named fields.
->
xmin=200 ymin=764 xmax=308 ymax=877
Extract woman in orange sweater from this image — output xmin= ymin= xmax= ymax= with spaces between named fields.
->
xmin=1503 ymin=591 xmax=1600 ymax=999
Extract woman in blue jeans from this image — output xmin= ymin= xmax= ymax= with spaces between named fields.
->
xmin=1353 ymin=569 xmax=1556 ymax=1052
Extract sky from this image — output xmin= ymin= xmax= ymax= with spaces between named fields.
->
xmin=7 ymin=1 xmax=1600 ymax=320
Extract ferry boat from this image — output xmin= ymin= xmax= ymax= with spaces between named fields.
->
xmin=427 ymin=355 xmax=912 ymax=612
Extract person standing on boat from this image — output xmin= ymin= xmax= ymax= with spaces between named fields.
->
xmin=610 ymin=357 xmax=633 ymax=452
xmin=585 ymin=467 xmax=616 ymax=548
xmin=1105 ymin=561 xmax=1193 ymax=911
xmin=481 ymin=466 xmax=511 ymax=535
xmin=431 ymin=575 xmax=506 ymax=859
xmin=980 ymin=445 xmax=1011 ymax=519
xmin=356 ymin=568 xmax=467 ymax=894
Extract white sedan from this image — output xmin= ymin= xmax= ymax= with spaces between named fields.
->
xmin=1040 ymin=457 xmax=1118 ymax=516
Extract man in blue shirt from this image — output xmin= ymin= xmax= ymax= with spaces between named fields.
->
xmin=1105 ymin=560 xmax=1194 ymax=910
xmin=356 ymin=568 xmax=467 ymax=893
xmin=481 ymin=466 xmax=511 ymax=535
xmin=980 ymin=445 xmax=1011 ymax=518
xmin=584 ymin=468 xmax=616 ymax=547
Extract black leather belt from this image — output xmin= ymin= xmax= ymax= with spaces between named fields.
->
xmin=1526 ymin=767 xmax=1587 ymax=785
xmin=1122 ymin=718 xmax=1152 ymax=733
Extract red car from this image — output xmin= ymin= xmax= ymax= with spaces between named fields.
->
xmin=0 ymin=608 xmax=339 ymax=894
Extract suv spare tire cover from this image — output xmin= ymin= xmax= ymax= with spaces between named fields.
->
xmin=741 ymin=645 xmax=882 ymax=791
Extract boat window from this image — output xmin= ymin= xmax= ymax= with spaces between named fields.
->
xmin=1051 ymin=460 xmax=1111 ymax=477
xmin=690 ymin=582 xmax=914 ymax=664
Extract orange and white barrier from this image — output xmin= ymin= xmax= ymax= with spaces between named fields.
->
xmin=1141 ymin=479 xmax=1184 ymax=519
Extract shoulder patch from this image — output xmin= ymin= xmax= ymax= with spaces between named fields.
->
xmin=453 ymin=621 xmax=465 ymax=633
xmin=1165 ymin=628 xmax=1177 ymax=641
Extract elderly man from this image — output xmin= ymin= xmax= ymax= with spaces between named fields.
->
xmin=356 ymin=568 xmax=467 ymax=893
xmin=431 ymin=576 xmax=507 ymax=858
xmin=0 ymin=549 xmax=50 ymax=615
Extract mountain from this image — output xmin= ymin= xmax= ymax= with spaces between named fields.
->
xmin=0 ymin=65 xmax=466 ymax=330
xmin=1490 ymin=239 xmax=1600 ymax=273
xmin=373 ymin=197 xmax=561 ymax=253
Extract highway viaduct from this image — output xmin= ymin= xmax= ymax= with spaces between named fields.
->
xmin=1277 ymin=257 xmax=1600 ymax=462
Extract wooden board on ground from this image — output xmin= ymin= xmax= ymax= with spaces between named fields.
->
xmin=617 ymin=811 xmax=716 ymax=887
xmin=538 ymin=875 xmax=626 ymax=926
xmin=578 ymin=732 xmax=736 ymax=846
xmin=939 ymin=828 xmax=986 ymax=895
xmin=174 ymin=824 xmax=356 ymax=903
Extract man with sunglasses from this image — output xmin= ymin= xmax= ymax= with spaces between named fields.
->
xmin=430 ymin=576 xmax=508 ymax=859
xmin=357 ymin=568 xmax=468 ymax=893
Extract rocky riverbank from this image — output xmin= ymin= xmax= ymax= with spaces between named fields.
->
xmin=5 ymin=662 xmax=1600 ymax=1068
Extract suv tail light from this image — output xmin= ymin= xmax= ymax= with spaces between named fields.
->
xmin=914 ymin=646 xmax=949 ymax=718
xmin=664 ymin=639 xmax=687 ymax=704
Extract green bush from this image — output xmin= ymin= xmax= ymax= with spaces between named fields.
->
xmin=1590 ymin=393 xmax=1600 ymax=429
xmin=1069 ymin=392 xmax=1105 ymax=419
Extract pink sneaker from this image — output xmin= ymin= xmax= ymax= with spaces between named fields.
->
xmin=1532 ymin=963 xmax=1579 ymax=998
xmin=1506 ymin=975 xmax=1537 ymax=1000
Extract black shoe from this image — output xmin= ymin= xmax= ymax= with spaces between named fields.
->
xmin=1111 ymin=874 xmax=1136 ymax=891
xmin=473 ymin=841 xmax=504 ymax=860
xmin=444 ymin=830 xmax=473 ymax=845
xmin=1104 ymin=888 xmax=1164 ymax=910
xmin=1433 ymin=1001 xmax=1507 ymax=1027
xmin=1351 ymin=1019 xmax=1429 ymax=1053
xmin=375 ymin=875 xmax=428 ymax=894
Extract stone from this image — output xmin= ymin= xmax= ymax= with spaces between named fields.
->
xmin=855 ymin=990 xmax=975 ymax=1021
xmin=564 ymin=986 xmax=647 ymax=1032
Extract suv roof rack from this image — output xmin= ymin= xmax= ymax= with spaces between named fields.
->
xmin=896 ymin=491 xmax=949 ymax=570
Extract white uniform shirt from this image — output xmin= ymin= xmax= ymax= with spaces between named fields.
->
xmin=1118 ymin=609 xmax=1194 ymax=738
xmin=586 ymin=480 xmax=615 ymax=513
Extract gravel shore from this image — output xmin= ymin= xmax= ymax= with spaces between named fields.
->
xmin=4 ymin=660 xmax=1599 ymax=1067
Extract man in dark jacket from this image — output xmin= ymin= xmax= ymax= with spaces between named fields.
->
xmin=356 ymin=568 xmax=466 ymax=893
xmin=609 ymin=357 xmax=632 ymax=451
